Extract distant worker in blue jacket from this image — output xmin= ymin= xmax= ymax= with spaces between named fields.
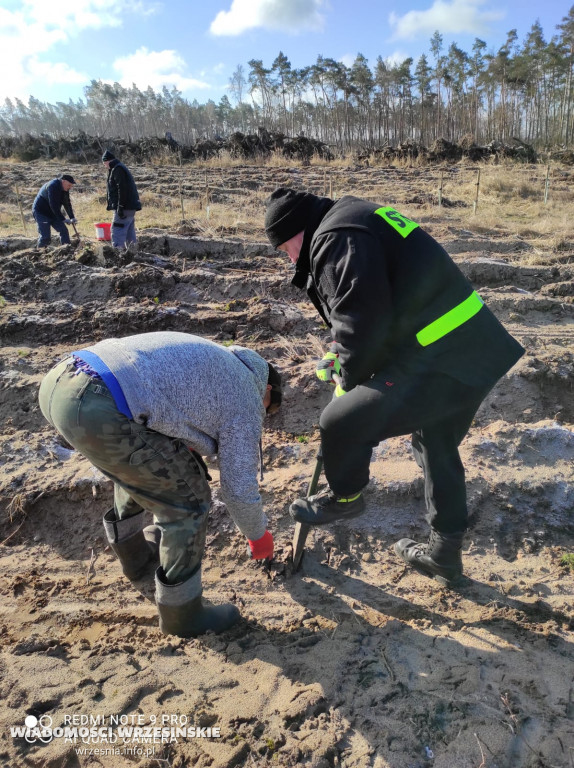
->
xmin=102 ymin=149 xmax=142 ymax=249
xmin=32 ymin=173 xmax=77 ymax=248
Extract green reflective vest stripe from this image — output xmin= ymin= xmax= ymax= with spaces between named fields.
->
xmin=374 ymin=206 xmax=419 ymax=237
xmin=416 ymin=291 xmax=484 ymax=347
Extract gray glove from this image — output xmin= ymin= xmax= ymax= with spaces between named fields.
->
xmin=63 ymin=218 xmax=72 ymax=225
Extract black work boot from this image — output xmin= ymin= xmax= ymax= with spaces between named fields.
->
xmin=103 ymin=508 xmax=157 ymax=580
xmin=394 ymin=528 xmax=464 ymax=586
xmin=290 ymin=489 xmax=365 ymax=526
xmin=155 ymin=567 xmax=240 ymax=638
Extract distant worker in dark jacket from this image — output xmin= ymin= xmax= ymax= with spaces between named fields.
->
xmin=32 ymin=173 xmax=77 ymax=248
xmin=264 ymin=188 xmax=524 ymax=586
xmin=39 ymin=332 xmax=282 ymax=638
xmin=102 ymin=149 xmax=142 ymax=248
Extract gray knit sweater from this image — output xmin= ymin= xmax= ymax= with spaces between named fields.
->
xmin=83 ymin=332 xmax=269 ymax=540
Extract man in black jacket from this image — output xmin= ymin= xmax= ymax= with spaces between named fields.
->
xmin=102 ymin=149 xmax=142 ymax=248
xmin=264 ymin=187 xmax=524 ymax=585
xmin=32 ymin=174 xmax=77 ymax=247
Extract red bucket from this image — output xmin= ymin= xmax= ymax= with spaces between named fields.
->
xmin=95 ymin=222 xmax=112 ymax=241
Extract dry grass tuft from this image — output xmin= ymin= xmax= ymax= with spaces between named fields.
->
xmin=276 ymin=333 xmax=328 ymax=361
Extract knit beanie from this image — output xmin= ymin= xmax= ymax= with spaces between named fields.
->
xmin=102 ymin=149 xmax=115 ymax=162
xmin=267 ymin=363 xmax=282 ymax=409
xmin=264 ymin=187 xmax=316 ymax=248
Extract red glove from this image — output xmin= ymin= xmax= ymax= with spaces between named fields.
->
xmin=248 ymin=530 xmax=274 ymax=560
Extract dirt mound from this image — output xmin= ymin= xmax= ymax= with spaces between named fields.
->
xmin=0 ymin=166 xmax=573 ymax=768
xmin=0 ymin=130 xmax=334 ymax=165
xmin=358 ymin=136 xmax=540 ymax=164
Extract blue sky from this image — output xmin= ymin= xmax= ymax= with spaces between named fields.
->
xmin=0 ymin=0 xmax=569 ymax=106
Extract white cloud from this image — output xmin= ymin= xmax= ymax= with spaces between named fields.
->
xmin=27 ymin=60 xmax=88 ymax=85
xmin=339 ymin=54 xmax=355 ymax=68
xmin=384 ymin=50 xmax=410 ymax=67
xmin=0 ymin=0 xmax=157 ymax=101
xmin=210 ymin=0 xmax=326 ymax=36
xmin=389 ymin=0 xmax=503 ymax=40
xmin=113 ymin=48 xmax=211 ymax=92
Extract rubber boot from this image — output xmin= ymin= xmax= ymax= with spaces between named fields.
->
xmin=103 ymin=508 xmax=156 ymax=580
xmin=155 ymin=566 xmax=240 ymax=638
xmin=394 ymin=528 xmax=464 ymax=586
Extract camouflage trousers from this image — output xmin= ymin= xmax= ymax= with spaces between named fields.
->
xmin=38 ymin=358 xmax=211 ymax=583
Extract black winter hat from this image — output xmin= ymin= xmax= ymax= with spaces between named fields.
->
xmin=264 ymin=187 xmax=315 ymax=248
xmin=60 ymin=174 xmax=76 ymax=184
xmin=267 ymin=362 xmax=282 ymax=410
xmin=102 ymin=149 xmax=115 ymax=162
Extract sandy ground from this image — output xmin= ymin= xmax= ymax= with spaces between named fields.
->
xmin=0 ymin=162 xmax=573 ymax=768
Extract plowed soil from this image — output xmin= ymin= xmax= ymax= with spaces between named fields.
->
xmin=0 ymin=162 xmax=573 ymax=768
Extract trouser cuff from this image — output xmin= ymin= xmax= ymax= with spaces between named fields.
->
xmin=103 ymin=508 xmax=145 ymax=543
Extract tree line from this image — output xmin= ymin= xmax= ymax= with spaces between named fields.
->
xmin=1 ymin=8 xmax=573 ymax=152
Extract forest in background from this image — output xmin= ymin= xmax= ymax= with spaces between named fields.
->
xmin=1 ymin=8 xmax=574 ymax=153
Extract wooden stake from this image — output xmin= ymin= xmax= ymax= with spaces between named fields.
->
xmin=473 ymin=169 xmax=481 ymax=214
xmin=544 ymin=163 xmax=550 ymax=205
xmin=179 ymin=150 xmax=185 ymax=221
xmin=329 ymin=174 xmax=333 ymax=199
xmin=438 ymin=171 xmax=444 ymax=207
xmin=14 ymin=185 xmax=27 ymax=234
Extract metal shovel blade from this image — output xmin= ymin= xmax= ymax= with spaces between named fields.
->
xmin=291 ymin=449 xmax=323 ymax=572
xmin=292 ymin=521 xmax=310 ymax=572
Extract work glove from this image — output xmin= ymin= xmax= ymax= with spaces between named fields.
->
xmin=334 ymin=383 xmax=346 ymax=397
xmin=63 ymin=218 xmax=72 ymax=225
xmin=248 ymin=530 xmax=274 ymax=560
xmin=70 ymin=218 xmax=77 ymax=224
xmin=316 ymin=350 xmax=341 ymax=383
xmin=118 ymin=206 xmax=126 ymax=219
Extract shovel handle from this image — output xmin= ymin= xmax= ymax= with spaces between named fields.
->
xmin=292 ymin=372 xmax=340 ymax=572
xmin=307 ymin=449 xmax=323 ymax=496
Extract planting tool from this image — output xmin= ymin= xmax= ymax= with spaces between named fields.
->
xmin=292 ymin=373 xmax=341 ymax=572
xmin=71 ymin=221 xmax=81 ymax=244
xmin=292 ymin=447 xmax=322 ymax=572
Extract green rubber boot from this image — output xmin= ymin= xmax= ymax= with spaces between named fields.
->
xmin=155 ymin=566 xmax=240 ymax=638
xmin=103 ymin=508 xmax=156 ymax=580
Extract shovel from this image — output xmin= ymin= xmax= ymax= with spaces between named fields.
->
xmin=292 ymin=448 xmax=323 ymax=572
xmin=71 ymin=221 xmax=81 ymax=244
xmin=292 ymin=373 xmax=341 ymax=572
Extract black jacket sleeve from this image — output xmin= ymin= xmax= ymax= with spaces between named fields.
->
xmin=111 ymin=165 xmax=128 ymax=208
xmin=312 ymin=229 xmax=394 ymax=391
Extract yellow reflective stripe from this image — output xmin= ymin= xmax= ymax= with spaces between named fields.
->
xmin=374 ymin=206 xmax=419 ymax=237
xmin=416 ymin=291 xmax=484 ymax=347
xmin=339 ymin=493 xmax=361 ymax=502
